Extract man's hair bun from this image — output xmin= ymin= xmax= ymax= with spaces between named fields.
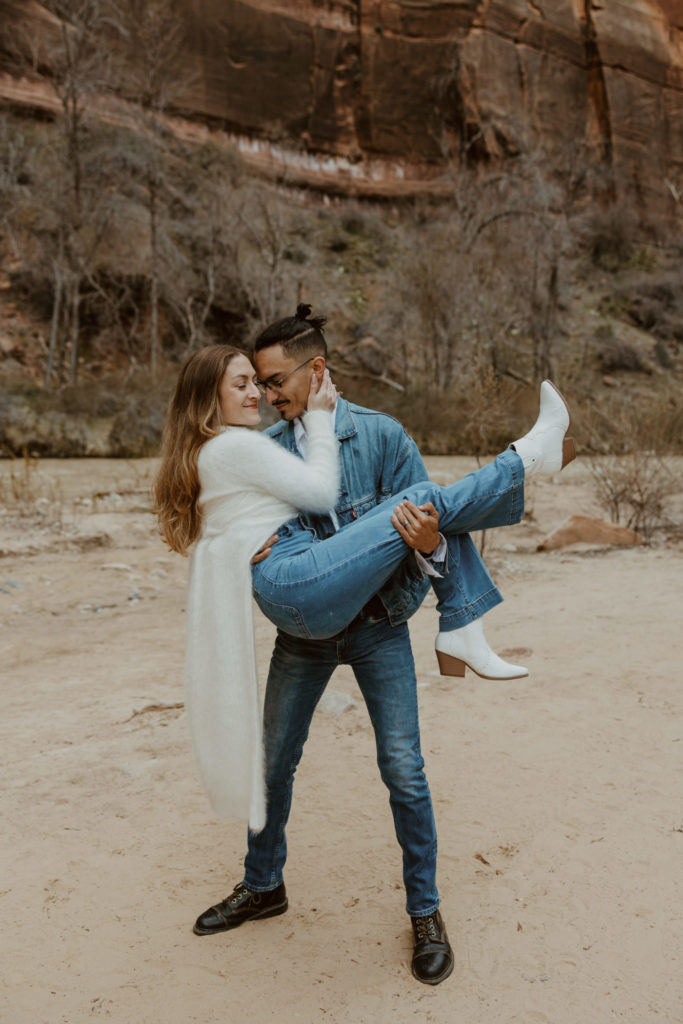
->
xmin=253 ymin=303 xmax=329 ymax=355
xmin=296 ymin=303 xmax=326 ymax=332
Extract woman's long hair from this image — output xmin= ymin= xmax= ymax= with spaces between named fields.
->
xmin=153 ymin=345 xmax=243 ymax=555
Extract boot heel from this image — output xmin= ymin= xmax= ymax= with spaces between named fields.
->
xmin=436 ymin=650 xmax=466 ymax=677
xmin=561 ymin=437 xmax=576 ymax=469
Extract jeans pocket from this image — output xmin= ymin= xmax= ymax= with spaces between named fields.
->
xmin=254 ymin=591 xmax=311 ymax=640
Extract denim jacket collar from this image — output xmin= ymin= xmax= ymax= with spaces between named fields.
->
xmin=332 ymin=399 xmax=358 ymax=441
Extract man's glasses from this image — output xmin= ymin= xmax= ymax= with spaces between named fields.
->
xmin=256 ymin=357 xmax=314 ymax=394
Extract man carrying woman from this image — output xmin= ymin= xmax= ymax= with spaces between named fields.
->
xmin=154 ymin=305 xmax=574 ymax=986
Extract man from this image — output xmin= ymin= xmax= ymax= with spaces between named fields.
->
xmin=192 ymin=306 xmax=503 ymax=985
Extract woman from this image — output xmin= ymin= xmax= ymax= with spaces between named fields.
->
xmin=154 ymin=344 xmax=574 ymax=828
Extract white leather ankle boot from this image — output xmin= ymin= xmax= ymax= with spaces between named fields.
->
xmin=435 ymin=618 xmax=529 ymax=680
xmin=511 ymin=380 xmax=575 ymax=476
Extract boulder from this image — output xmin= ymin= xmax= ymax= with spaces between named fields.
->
xmin=0 ymin=394 xmax=101 ymax=457
xmin=537 ymin=513 xmax=644 ymax=551
xmin=0 ymin=390 xmax=163 ymax=457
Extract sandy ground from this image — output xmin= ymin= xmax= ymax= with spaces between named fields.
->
xmin=1 ymin=455 xmax=682 ymax=1024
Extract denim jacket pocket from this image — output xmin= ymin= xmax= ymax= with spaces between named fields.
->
xmin=336 ymin=494 xmax=377 ymax=525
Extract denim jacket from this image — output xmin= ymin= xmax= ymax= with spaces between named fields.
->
xmin=265 ymin=399 xmax=431 ymax=625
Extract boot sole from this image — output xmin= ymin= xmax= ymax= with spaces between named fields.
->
xmin=193 ymin=900 xmax=288 ymax=935
xmin=436 ymin=649 xmax=528 ymax=680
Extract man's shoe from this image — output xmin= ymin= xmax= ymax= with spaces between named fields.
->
xmin=411 ymin=910 xmax=454 ymax=985
xmin=511 ymin=380 xmax=575 ymax=476
xmin=193 ymin=881 xmax=288 ymax=935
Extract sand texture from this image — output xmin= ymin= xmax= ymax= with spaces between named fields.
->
xmin=1 ymin=456 xmax=682 ymax=1023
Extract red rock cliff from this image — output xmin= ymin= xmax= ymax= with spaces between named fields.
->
xmin=2 ymin=0 xmax=682 ymax=211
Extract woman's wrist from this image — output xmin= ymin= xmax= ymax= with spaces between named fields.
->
xmin=303 ymin=408 xmax=335 ymax=425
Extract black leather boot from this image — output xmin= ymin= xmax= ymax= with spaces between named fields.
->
xmin=193 ymin=882 xmax=288 ymax=935
xmin=410 ymin=909 xmax=454 ymax=985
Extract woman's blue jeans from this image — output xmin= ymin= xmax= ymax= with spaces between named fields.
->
xmin=252 ymin=450 xmax=525 ymax=639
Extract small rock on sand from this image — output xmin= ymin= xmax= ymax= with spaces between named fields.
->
xmin=537 ymin=514 xmax=644 ymax=551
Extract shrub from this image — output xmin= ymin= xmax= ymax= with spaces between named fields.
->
xmin=588 ymin=454 xmax=677 ymax=538
xmin=587 ymin=208 xmax=637 ymax=272
xmin=596 ymin=338 xmax=647 ymax=373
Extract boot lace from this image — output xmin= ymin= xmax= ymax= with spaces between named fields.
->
xmin=228 ymin=884 xmax=252 ymax=906
xmin=414 ymin=914 xmax=439 ymax=942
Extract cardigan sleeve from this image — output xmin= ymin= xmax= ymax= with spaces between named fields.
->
xmin=201 ymin=410 xmax=340 ymax=514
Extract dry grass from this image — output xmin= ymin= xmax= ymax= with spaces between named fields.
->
xmin=0 ymin=450 xmax=61 ymax=510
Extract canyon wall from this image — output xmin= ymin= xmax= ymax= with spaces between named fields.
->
xmin=177 ymin=0 xmax=683 ymax=210
xmin=1 ymin=0 xmax=682 ymax=211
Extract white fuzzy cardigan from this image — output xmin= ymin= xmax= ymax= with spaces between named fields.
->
xmin=185 ymin=410 xmax=339 ymax=831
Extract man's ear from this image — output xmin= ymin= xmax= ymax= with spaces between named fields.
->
xmin=311 ymin=355 xmax=326 ymax=381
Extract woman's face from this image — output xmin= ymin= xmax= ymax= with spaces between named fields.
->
xmin=219 ymin=354 xmax=262 ymax=427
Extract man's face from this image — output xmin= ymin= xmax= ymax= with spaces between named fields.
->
xmin=253 ymin=344 xmax=324 ymax=421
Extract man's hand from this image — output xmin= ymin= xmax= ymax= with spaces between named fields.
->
xmin=251 ymin=534 xmax=279 ymax=564
xmin=391 ymin=500 xmax=440 ymax=555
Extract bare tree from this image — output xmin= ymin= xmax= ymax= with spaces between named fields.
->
xmin=42 ymin=1 xmax=116 ymax=381
xmin=235 ymin=185 xmax=303 ymax=333
xmin=0 ymin=116 xmax=64 ymax=383
xmin=169 ymin=142 xmax=245 ymax=351
xmin=106 ymin=0 xmax=191 ymax=374
xmin=0 ymin=116 xmax=33 ymax=252
xmin=390 ymin=159 xmax=570 ymax=397
xmin=3 ymin=1 xmax=115 ymax=382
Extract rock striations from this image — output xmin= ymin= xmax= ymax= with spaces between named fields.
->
xmin=1 ymin=0 xmax=682 ymax=211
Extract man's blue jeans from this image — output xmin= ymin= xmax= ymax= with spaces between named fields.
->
xmin=243 ymin=613 xmax=440 ymax=917
xmin=244 ymin=451 xmax=525 ymax=915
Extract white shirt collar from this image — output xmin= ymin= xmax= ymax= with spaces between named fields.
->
xmin=293 ymin=398 xmax=339 ymax=450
